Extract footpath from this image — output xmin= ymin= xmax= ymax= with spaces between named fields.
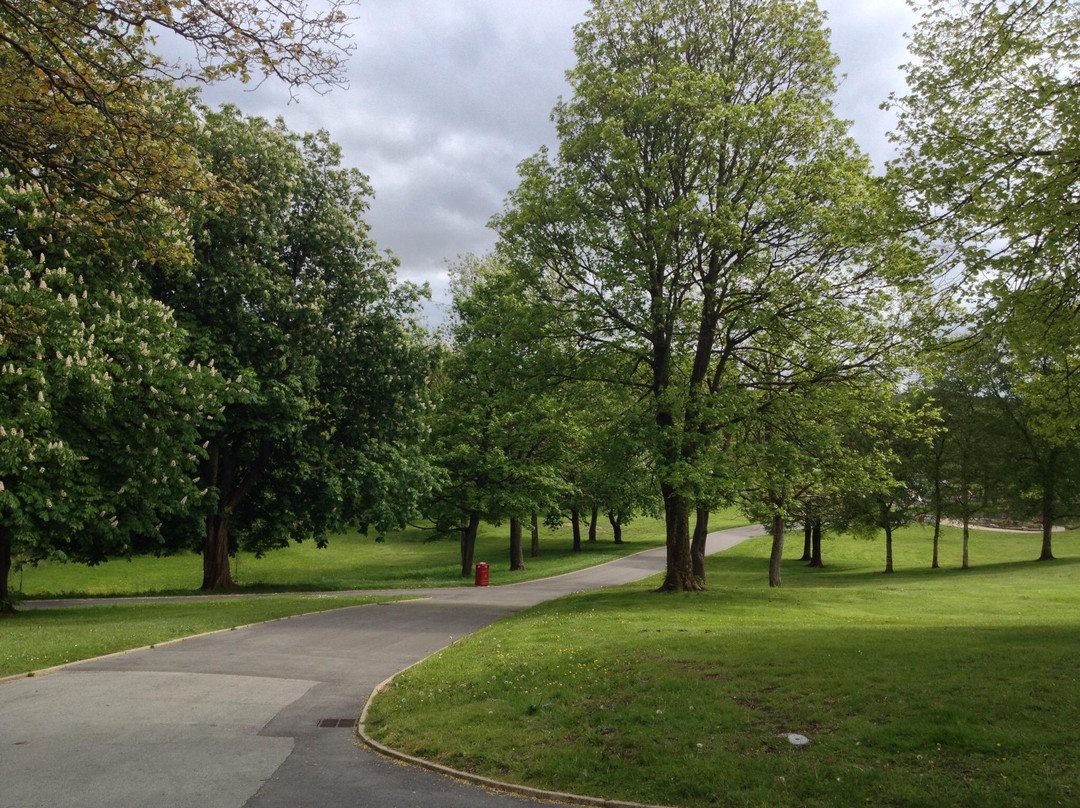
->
xmin=0 ymin=526 xmax=762 ymax=808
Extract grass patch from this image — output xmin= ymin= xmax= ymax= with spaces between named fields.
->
xmin=11 ymin=510 xmax=748 ymax=600
xmin=0 ymin=594 xmax=405 ymax=679
xmin=365 ymin=523 xmax=1080 ymax=808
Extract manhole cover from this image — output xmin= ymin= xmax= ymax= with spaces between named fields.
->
xmin=317 ymin=718 xmax=357 ymax=728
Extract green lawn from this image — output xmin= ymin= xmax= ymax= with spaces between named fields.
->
xmin=12 ymin=514 xmax=746 ymax=599
xmin=365 ymin=523 xmax=1080 ymax=808
xmin=0 ymin=595 xmax=405 ymax=679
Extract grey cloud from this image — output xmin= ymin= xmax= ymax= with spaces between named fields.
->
xmin=187 ymin=1 xmax=916 ymax=306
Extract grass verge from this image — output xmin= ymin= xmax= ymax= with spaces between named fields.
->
xmin=0 ymin=595 xmax=405 ymax=679
xmin=10 ymin=510 xmax=747 ymax=599
xmin=365 ymin=524 xmax=1080 ymax=808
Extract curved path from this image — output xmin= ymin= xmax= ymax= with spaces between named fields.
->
xmin=0 ymin=527 xmax=762 ymax=808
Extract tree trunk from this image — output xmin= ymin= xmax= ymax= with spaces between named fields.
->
xmin=769 ymin=514 xmax=785 ymax=588
xmin=932 ymin=477 xmax=942 ymax=569
xmin=608 ymin=512 xmax=623 ymax=544
xmin=691 ymin=504 xmax=709 ymax=583
xmin=588 ymin=505 xmax=598 ymax=542
xmin=1038 ymin=453 xmax=1056 ymax=561
xmin=1039 ymin=519 xmax=1055 ymax=562
xmin=807 ymin=520 xmax=824 ymax=568
xmin=881 ymin=502 xmax=894 ymax=574
xmin=571 ymin=508 xmax=582 ymax=552
xmin=200 ymin=438 xmax=271 ymax=591
xmin=0 ymin=525 xmax=13 ymax=612
xmin=658 ymin=488 xmax=700 ymax=591
xmin=202 ymin=512 xmax=234 ymax=590
xmin=961 ymin=509 xmax=970 ymax=570
xmin=509 ymin=517 xmax=525 ymax=571
xmin=800 ymin=518 xmax=813 ymax=561
xmin=460 ymin=509 xmax=481 ymax=577
xmin=530 ymin=512 xmax=541 ymax=558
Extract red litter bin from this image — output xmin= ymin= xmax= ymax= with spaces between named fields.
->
xmin=474 ymin=562 xmax=490 ymax=587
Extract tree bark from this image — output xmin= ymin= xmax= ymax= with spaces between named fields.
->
xmin=588 ymin=505 xmax=598 ymax=541
xmin=608 ymin=511 xmax=623 ymax=544
xmin=530 ymin=512 xmax=541 ymax=558
xmin=691 ymin=504 xmax=709 ymax=583
xmin=200 ymin=438 xmax=272 ymax=591
xmin=961 ymin=510 xmax=970 ymax=570
xmin=509 ymin=517 xmax=525 ymax=571
xmin=881 ymin=502 xmax=894 ymax=574
xmin=571 ymin=508 xmax=582 ymax=552
xmin=460 ymin=509 xmax=481 ymax=577
xmin=0 ymin=525 xmax=13 ymax=612
xmin=202 ymin=512 xmax=234 ymax=590
xmin=658 ymin=488 xmax=700 ymax=591
xmin=800 ymin=518 xmax=813 ymax=561
xmin=807 ymin=520 xmax=824 ymax=568
xmin=932 ymin=477 xmax=942 ymax=569
xmin=1038 ymin=452 xmax=1057 ymax=561
xmin=768 ymin=514 xmax=785 ymax=588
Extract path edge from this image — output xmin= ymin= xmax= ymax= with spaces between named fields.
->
xmin=354 ymin=526 xmax=765 ymax=808
xmin=0 ymin=597 xmax=420 ymax=686
xmin=356 ymin=669 xmax=677 ymax=808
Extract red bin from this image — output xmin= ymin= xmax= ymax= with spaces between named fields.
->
xmin=474 ymin=562 xmax=490 ymax=587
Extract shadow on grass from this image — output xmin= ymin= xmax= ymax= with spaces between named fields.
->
xmin=775 ymin=554 xmax=1080 ymax=588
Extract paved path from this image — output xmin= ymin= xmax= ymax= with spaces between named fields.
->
xmin=0 ymin=527 xmax=762 ymax=808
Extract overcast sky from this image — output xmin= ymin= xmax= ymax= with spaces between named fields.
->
xmin=197 ymin=0 xmax=919 ymax=320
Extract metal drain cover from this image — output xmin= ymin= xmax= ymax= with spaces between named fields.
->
xmin=317 ymin=718 xmax=357 ymax=728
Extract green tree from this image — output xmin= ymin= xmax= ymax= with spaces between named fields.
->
xmin=1 ymin=0 xmax=354 ymax=248
xmin=577 ymin=405 xmax=659 ymax=546
xmin=963 ymin=328 xmax=1080 ymax=560
xmin=927 ymin=346 xmax=1007 ymax=570
xmin=0 ymin=180 xmax=223 ymax=609
xmin=150 ymin=107 xmax=432 ymax=590
xmin=891 ymin=0 xmax=1080 ymax=498
xmin=890 ymin=0 xmax=1080 ymax=303
xmin=424 ymin=254 xmax=571 ymax=576
xmin=1 ymin=1 xmax=365 ymax=604
xmin=498 ymin=0 xmax=926 ymax=591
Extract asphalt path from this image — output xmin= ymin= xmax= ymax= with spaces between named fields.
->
xmin=0 ymin=526 xmax=763 ymax=808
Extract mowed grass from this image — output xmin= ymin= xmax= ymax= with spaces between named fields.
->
xmin=0 ymin=594 xmax=406 ymax=679
xmin=13 ymin=512 xmax=751 ymax=599
xmin=365 ymin=523 xmax=1080 ymax=808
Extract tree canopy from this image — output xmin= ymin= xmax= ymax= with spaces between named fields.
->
xmin=497 ymin=0 xmax=929 ymax=590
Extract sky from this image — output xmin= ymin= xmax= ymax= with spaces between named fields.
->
xmin=195 ymin=0 xmax=920 ymax=321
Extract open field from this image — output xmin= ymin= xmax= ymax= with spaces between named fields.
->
xmin=10 ymin=512 xmax=753 ymax=599
xmin=0 ymin=595 xmax=406 ymax=679
xmin=365 ymin=523 xmax=1080 ymax=808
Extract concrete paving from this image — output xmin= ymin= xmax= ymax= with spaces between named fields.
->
xmin=0 ymin=526 xmax=762 ymax=808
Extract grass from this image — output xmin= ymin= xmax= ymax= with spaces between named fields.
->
xmin=11 ymin=510 xmax=748 ymax=599
xmin=365 ymin=523 xmax=1080 ymax=808
xmin=0 ymin=594 xmax=406 ymax=679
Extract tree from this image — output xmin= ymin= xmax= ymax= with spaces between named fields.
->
xmin=424 ymin=254 xmax=571 ymax=576
xmin=150 ymin=107 xmax=432 ymax=590
xmin=1 ymin=0 xmax=354 ymax=97
xmin=577 ymin=407 xmax=659 ymax=546
xmin=926 ymin=346 xmax=1006 ymax=570
xmin=890 ymin=1 xmax=1080 ymax=301
xmin=738 ymin=376 xmax=914 ymax=586
xmin=1 ymin=0 xmax=354 ymax=245
xmin=954 ymin=328 xmax=1080 ymax=560
xmin=891 ymin=0 xmax=1080 ymax=519
xmin=498 ymin=0 xmax=926 ymax=591
xmin=843 ymin=400 xmax=934 ymax=575
xmin=1 ymin=1 xmax=366 ymax=603
xmin=0 ymin=178 xmax=223 ymax=609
